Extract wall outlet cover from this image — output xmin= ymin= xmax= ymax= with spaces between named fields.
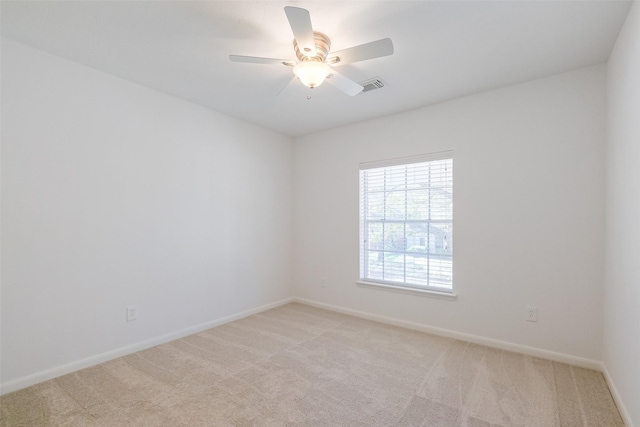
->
xmin=126 ymin=305 xmax=138 ymax=322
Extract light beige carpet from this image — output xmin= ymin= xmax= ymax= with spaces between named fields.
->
xmin=0 ymin=303 xmax=624 ymax=426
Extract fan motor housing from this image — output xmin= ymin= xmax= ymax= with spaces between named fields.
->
xmin=294 ymin=31 xmax=331 ymax=62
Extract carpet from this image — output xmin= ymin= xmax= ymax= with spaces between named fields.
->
xmin=0 ymin=303 xmax=624 ymax=426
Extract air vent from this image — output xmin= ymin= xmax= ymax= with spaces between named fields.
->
xmin=359 ymin=78 xmax=385 ymax=93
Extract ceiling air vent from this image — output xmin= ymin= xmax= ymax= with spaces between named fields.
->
xmin=359 ymin=78 xmax=385 ymax=94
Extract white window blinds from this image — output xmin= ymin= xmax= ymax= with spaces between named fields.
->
xmin=359 ymin=152 xmax=453 ymax=292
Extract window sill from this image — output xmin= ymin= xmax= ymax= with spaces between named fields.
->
xmin=356 ymin=281 xmax=457 ymax=300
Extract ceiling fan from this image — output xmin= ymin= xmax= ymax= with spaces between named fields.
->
xmin=229 ymin=6 xmax=394 ymax=96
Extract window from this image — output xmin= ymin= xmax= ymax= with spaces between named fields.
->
xmin=359 ymin=152 xmax=453 ymax=293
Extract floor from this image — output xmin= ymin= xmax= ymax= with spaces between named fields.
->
xmin=0 ymin=303 xmax=624 ymax=426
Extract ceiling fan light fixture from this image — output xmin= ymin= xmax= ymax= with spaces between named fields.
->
xmin=293 ymin=61 xmax=331 ymax=88
xmin=230 ymin=7 xmax=394 ymax=96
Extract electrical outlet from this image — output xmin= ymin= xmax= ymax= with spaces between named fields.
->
xmin=526 ymin=306 xmax=538 ymax=322
xmin=126 ymin=305 xmax=138 ymax=322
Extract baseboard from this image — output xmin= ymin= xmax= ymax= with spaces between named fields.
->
xmin=294 ymin=297 xmax=602 ymax=371
xmin=2 ymin=296 xmax=613 ymax=402
xmin=0 ymin=297 xmax=294 ymax=396
xmin=601 ymin=363 xmax=634 ymax=427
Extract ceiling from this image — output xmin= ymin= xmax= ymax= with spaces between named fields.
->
xmin=1 ymin=1 xmax=632 ymax=137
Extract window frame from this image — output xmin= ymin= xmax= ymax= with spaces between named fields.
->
xmin=358 ymin=151 xmax=455 ymax=297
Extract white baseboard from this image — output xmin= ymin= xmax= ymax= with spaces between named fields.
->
xmin=6 ymin=294 xmax=630 ymax=426
xmin=294 ymin=297 xmax=602 ymax=371
xmin=0 ymin=297 xmax=294 ymax=396
xmin=601 ymin=364 xmax=634 ymax=427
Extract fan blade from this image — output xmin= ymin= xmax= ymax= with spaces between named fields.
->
xmin=327 ymin=38 xmax=394 ymax=65
xmin=284 ymin=6 xmax=317 ymax=58
xmin=325 ymin=70 xmax=363 ymax=96
xmin=229 ymin=55 xmax=293 ymax=66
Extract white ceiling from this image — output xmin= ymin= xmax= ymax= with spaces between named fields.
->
xmin=1 ymin=1 xmax=632 ymax=137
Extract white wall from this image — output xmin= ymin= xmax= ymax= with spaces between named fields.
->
xmin=604 ymin=1 xmax=640 ymax=425
xmin=293 ymin=65 xmax=606 ymax=362
xmin=0 ymin=39 xmax=293 ymax=390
